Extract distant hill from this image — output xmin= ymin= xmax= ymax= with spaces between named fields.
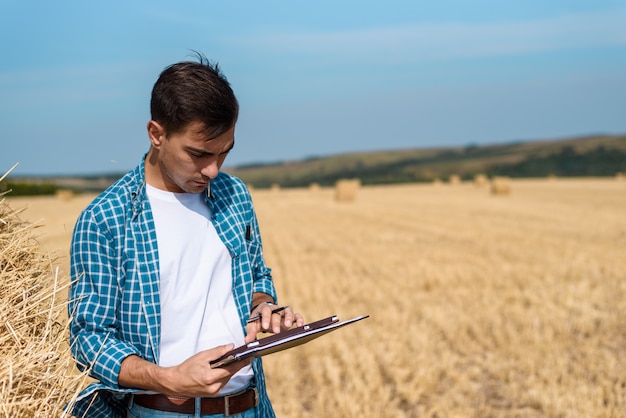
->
xmin=4 ymin=133 xmax=626 ymax=195
xmin=225 ymin=133 xmax=626 ymax=188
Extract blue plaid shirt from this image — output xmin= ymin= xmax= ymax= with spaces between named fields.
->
xmin=68 ymin=159 xmax=277 ymax=417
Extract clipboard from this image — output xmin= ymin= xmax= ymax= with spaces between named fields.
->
xmin=210 ymin=314 xmax=369 ymax=368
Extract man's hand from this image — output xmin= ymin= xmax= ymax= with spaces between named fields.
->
xmin=119 ymin=345 xmax=252 ymax=398
xmin=245 ymin=302 xmax=304 ymax=343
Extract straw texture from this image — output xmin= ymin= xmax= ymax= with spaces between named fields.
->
xmin=0 ymin=177 xmax=87 ymax=417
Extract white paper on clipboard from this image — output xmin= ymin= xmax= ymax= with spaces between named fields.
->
xmin=210 ymin=315 xmax=369 ymax=368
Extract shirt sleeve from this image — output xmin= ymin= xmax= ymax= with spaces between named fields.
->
xmin=68 ymin=208 xmax=141 ymax=389
xmin=247 ymin=205 xmax=277 ymax=302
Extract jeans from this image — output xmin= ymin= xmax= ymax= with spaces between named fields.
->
xmin=127 ymin=397 xmax=258 ymax=418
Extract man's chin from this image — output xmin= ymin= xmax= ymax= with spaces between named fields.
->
xmin=185 ymin=181 xmax=209 ymax=193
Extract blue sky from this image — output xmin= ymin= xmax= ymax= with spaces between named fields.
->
xmin=2 ymin=1 xmax=626 ymax=176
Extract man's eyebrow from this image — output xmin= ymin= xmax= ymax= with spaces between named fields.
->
xmin=187 ymin=141 xmax=235 ymax=155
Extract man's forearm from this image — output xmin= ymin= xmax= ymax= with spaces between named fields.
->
xmin=119 ymin=355 xmax=172 ymax=393
xmin=251 ymin=292 xmax=275 ymax=312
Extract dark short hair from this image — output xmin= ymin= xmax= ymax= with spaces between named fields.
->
xmin=150 ymin=52 xmax=239 ymax=139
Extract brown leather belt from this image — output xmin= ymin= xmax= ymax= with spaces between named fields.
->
xmin=133 ymin=387 xmax=258 ymax=416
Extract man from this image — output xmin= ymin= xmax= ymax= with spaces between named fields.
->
xmin=68 ymin=54 xmax=303 ymax=417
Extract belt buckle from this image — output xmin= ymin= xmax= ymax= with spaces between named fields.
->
xmin=224 ymin=393 xmax=232 ymax=417
xmin=224 ymin=388 xmax=259 ymax=417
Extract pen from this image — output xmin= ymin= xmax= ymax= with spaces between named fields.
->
xmin=247 ymin=306 xmax=288 ymax=323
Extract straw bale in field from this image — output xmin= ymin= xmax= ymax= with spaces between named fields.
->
xmin=490 ymin=176 xmax=511 ymax=195
xmin=473 ymin=173 xmax=488 ymax=187
xmin=0 ymin=185 xmax=87 ymax=416
xmin=271 ymin=183 xmax=281 ymax=192
xmin=448 ymin=174 xmax=461 ymax=185
xmin=334 ymin=179 xmax=361 ymax=202
xmin=616 ymin=172 xmax=625 ymax=181
xmin=55 ymin=189 xmax=75 ymax=201
xmin=309 ymin=182 xmax=321 ymax=191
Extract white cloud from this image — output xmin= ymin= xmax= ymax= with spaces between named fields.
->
xmin=231 ymin=9 xmax=626 ymax=62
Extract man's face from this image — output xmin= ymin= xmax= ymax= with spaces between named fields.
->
xmin=146 ymin=120 xmax=234 ymax=193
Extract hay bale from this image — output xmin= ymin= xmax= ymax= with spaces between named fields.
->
xmin=615 ymin=172 xmax=625 ymax=181
xmin=334 ymin=179 xmax=361 ymax=202
xmin=0 ymin=176 xmax=88 ymax=416
xmin=55 ymin=189 xmax=74 ymax=201
xmin=490 ymin=177 xmax=511 ymax=195
xmin=309 ymin=182 xmax=321 ymax=191
xmin=474 ymin=174 xmax=488 ymax=187
xmin=448 ymin=174 xmax=461 ymax=185
xmin=271 ymin=183 xmax=281 ymax=192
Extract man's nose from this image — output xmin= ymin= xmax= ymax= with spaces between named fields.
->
xmin=200 ymin=159 xmax=219 ymax=179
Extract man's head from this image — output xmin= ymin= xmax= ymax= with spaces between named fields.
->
xmin=150 ymin=53 xmax=239 ymax=139
xmin=145 ymin=54 xmax=238 ymax=193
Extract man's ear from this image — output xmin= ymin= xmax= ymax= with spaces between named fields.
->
xmin=147 ymin=120 xmax=166 ymax=148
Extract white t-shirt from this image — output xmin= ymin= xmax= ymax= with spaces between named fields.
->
xmin=146 ymin=185 xmax=253 ymax=393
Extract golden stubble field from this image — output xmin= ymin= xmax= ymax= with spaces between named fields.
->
xmin=7 ymin=177 xmax=626 ymax=417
